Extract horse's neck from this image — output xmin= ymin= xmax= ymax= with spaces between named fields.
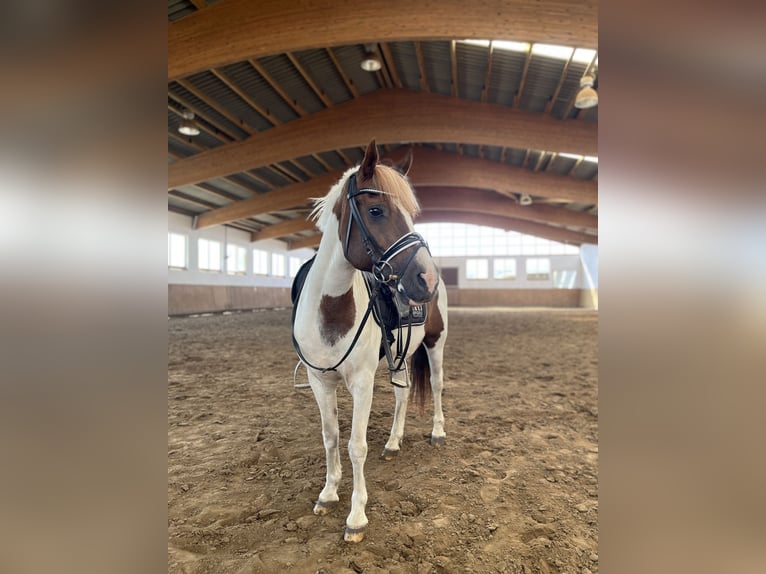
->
xmin=306 ymin=227 xmax=360 ymax=298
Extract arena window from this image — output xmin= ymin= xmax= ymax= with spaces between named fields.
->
xmin=198 ymin=238 xmax=222 ymax=272
xmin=226 ymin=244 xmax=247 ymax=275
xmin=168 ymin=232 xmax=187 ymax=269
xmin=271 ymin=253 xmax=286 ymax=277
xmin=253 ymin=249 xmax=269 ymax=275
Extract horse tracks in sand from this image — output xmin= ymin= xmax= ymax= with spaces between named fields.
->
xmin=169 ymin=307 xmax=598 ymax=574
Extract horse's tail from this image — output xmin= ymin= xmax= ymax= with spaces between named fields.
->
xmin=410 ymin=343 xmax=432 ymax=414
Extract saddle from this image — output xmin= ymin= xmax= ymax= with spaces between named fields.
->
xmin=290 ymin=256 xmax=426 ymax=364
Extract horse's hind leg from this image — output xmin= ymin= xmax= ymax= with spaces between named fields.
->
xmin=309 ymin=372 xmax=342 ymax=514
xmin=382 ymin=385 xmax=410 ymax=459
xmin=427 ymin=339 xmax=447 ymax=446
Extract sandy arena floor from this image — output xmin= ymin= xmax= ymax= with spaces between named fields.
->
xmin=168 ymin=307 xmax=598 ymax=574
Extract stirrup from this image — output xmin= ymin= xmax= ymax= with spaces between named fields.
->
xmin=293 ymin=361 xmax=311 ymax=389
xmin=389 ymin=361 xmax=409 ymax=388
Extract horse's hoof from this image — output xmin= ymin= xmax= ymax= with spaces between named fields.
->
xmin=313 ymin=499 xmax=337 ymax=515
xmin=344 ymin=525 xmax=366 ymax=543
xmin=381 ymin=448 xmax=399 ymax=460
xmin=430 ymin=435 xmax=446 ymax=446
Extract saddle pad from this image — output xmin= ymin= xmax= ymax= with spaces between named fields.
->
xmin=291 ymin=255 xmax=316 ymax=306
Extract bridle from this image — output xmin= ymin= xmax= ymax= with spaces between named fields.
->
xmin=344 ymin=170 xmax=430 ymax=300
xmin=291 ymin=169 xmax=432 ymax=380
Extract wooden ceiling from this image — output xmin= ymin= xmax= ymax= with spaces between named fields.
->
xmin=168 ymin=0 xmax=598 ymax=248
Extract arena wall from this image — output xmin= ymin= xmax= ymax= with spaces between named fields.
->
xmin=168 ymin=213 xmax=597 ymax=315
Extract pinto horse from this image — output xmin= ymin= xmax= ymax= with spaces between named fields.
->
xmin=291 ymin=140 xmax=448 ymax=542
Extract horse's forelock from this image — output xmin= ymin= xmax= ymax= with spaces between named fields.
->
xmin=373 ymin=165 xmax=420 ymax=217
xmin=310 ymin=164 xmax=419 ymax=232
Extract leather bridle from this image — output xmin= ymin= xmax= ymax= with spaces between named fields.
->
xmin=291 ymin=170 xmax=432 ymax=378
xmin=344 ymin=170 xmax=430 ymax=299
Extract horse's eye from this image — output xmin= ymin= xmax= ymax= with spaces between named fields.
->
xmin=368 ymin=206 xmax=385 ymax=218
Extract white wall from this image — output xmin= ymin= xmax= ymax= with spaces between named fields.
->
xmin=168 ymin=212 xmax=316 ymax=288
xmin=433 ymin=254 xmax=584 ymax=289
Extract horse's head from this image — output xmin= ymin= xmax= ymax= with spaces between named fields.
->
xmin=336 ymin=140 xmax=439 ymax=305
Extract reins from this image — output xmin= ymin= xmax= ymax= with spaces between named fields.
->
xmin=292 ymin=169 xmax=429 ymax=384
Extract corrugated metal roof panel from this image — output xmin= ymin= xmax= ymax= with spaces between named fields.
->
xmin=389 ymin=42 xmax=420 ymax=91
xmin=341 ymin=147 xmax=364 ymax=165
xmin=221 ymin=58 xmax=298 ymax=124
xmin=225 ymin=173 xmax=272 ymax=193
xmin=205 ymin=178 xmax=254 ymax=201
xmin=250 ymin=167 xmax=291 ymax=187
xmin=519 ymin=57 xmax=568 ymax=112
xmin=168 ymin=138 xmax=197 ymax=158
xmin=293 ymin=49 xmax=353 ymax=105
xmin=574 ymin=162 xmax=598 ymax=180
xmin=504 ymin=147 xmax=527 ymax=166
xmin=455 ymin=43 xmax=488 ymax=100
xmin=278 ymin=161 xmax=311 ymax=182
xmin=174 ymin=186 xmax=230 ymax=207
xmin=487 ymin=49 xmax=527 ymax=106
xmin=550 ymin=61 xmax=590 ymax=119
xmin=483 ymin=145 xmax=502 ymax=162
xmin=317 ymin=150 xmax=347 ymax=171
xmin=187 ymin=72 xmax=272 ymax=133
xmin=421 ymin=41 xmax=452 ymax=96
xmin=546 ymin=155 xmax=575 ymax=176
xmin=294 ymin=155 xmax=329 ymax=177
xmin=170 ymin=82 xmax=250 ymax=139
xmin=255 ymin=54 xmax=325 ymax=115
xmin=331 ymin=45 xmax=381 ymax=95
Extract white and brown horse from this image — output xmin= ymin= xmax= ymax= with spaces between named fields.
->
xmin=292 ymin=140 xmax=448 ymax=542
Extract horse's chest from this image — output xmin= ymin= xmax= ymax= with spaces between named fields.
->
xmin=319 ymin=287 xmax=356 ymax=346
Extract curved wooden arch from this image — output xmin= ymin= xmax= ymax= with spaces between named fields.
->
xmin=284 ymin=209 xmax=596 ymax=251
xmin=168 ymin=89 xmax=597 ymax=190
xmin=415 ymin=211 xmax=597 ymax=245
xmin=195 ymin=148 xmax=597 ymax=230
xmin=169 ymin=0 xmax=598 ymax=80
xmin=249 ymin=186 xmax=597 ymax=245
xmin=417 ymin=187 xmax=597 ymax=230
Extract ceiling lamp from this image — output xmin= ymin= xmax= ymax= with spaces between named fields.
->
xmin=178 ymin=110 xmax=200 ymax=136
xmin=519 ymin=194 xmax=533 ymax=206
xmin=360 ymin=50 xmax=382 ymax=72
xmin=575 ymin=74 xmax=598 ymax=109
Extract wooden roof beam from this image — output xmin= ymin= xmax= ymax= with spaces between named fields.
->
xmin=193 ymin=147 xmax=598 ymax=229
xmin=251 ymin=217 xmax=315 ymax=242
xmin=416 ymin=187 xmax=598 ymax=230
xmin=168 ymin=88 xmax=597 ymax=189
xmin=416 ymin=211 xmax=597 ymax=245
xmin=169 ymin=0 xmax=598 ymax=80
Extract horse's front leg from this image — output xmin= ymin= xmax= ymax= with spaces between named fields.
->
xmin=383 ymin=385 xmax=410 ymax=459
xmin=309 ymin=371 xmax=342 ymax=514
xmin=344 ymin=370 xmax=375 ymax=542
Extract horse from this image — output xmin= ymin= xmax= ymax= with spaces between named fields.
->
xmin=291 ymin=139 xmax=448 ymax=542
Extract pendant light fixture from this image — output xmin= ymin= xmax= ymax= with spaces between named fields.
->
xmin=178 ymin=110 xmax=200 ymax=136
xmin=575 ymin=56 xmax=598 ymax=109
xmin=574 ymin=74 xmax=598 ymax=109
xmin=360 ymin=44 xmax=382 ymax=72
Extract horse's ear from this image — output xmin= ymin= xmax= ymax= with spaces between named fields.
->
xmin=394 ymin=148 xmax=414 ymax=176
xmin=360 ymin=139 xmax=379 ymax=180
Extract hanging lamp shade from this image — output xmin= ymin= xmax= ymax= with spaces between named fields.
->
xmin=575 ymin=75 xmax=598 ymax=109
xmin=178 ymin=110 xmax=200 ymax=136
xmin=360 ymin=51 xmax=382 ymax=72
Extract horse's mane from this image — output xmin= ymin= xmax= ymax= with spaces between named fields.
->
xmin=311 ymin=164 xmax=420 ymax=232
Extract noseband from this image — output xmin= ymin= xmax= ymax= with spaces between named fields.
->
xmin=343 ymin=170 xmax=430 ymax=296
